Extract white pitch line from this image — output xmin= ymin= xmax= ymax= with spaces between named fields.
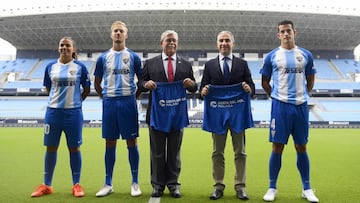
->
xmin=148 ymin=197 xmax=161 ymax=203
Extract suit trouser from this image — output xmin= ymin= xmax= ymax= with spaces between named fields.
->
xmin=149 ymin=127 xmax=183 ymax=191
xmin=212 ymin=130 xmax=247 ymax=191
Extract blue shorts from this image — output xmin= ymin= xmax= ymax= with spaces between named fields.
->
xmin=202 ymin=83 xmax=253 ymax=135
xmin=150 ymin=81 xmax=188 ymax=133
xmin=269 ymin=99 xmax=309 ymax=145
xmin=44 ymin=107 xmax=83 ymax=147
xmin=102 ymin=96 xmax=139 ymax=140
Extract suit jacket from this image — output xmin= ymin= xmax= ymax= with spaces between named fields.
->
xmin=137 ymin=55 xmax=198 ymax=125
xmin=200 ymin=55 xmax=255 ymax=97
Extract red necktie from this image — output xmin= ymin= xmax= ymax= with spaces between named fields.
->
xmin=167 ymin=57 xmax=174 ymax=82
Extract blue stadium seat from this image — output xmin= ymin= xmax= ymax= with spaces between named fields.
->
xmin=314 ymin=59 xmax=339 ymax=80
xmin=313 ymin=82 xmax=359 ymax=90
xmin=247 ymin=60 xmax=263 ymax=80
xmin=4 ymin=81 xmax=43 ymax=88
xmin=30 ymin=59 xmax=56 ymax=79
xmin=331 ymin=59 xmax=359 ymax=79
xmin=0 ymin=58 xmax=39 ymax=79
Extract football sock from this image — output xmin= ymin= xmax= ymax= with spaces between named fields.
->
xmin=44 ymin=151 xmax=57 ymax=186
xmin=70 ymin=151 xmax=82 ymax=185
xmin=297 ymin=152 xmax=311 ymax=190
xmin=269 ymin=151 xmax=282 ymax=189
xmin=105 ymin=146 xmax=116 ymax=186
xmin=128 ymin=145 xmax=139 ymax=184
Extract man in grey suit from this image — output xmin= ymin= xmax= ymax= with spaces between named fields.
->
xmin=137 ymin=30 xmax=197 ymax=198
xmin=200 ymin=31 xmax=255 ymax=201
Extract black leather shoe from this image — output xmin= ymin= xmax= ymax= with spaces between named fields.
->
xmin=209 ymin=189 xmax=223 ymax=200
xmin=170 ymin=188 xmax=181 ymax=198
xmin=151 ymin=188 xmax=163 ymax=197
xmin=236 ymin=188 xmax=249 ymax=200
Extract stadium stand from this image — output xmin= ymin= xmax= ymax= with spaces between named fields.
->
xmin=0 ymin=97 xmax=47 ymax=119
xmin=0 ymin=97 xmax=358 ymax=124
xmin=313 ymin=81 xmax=359 ymax=90
xmin=0 ymin=58 xmax=39 ymax=79
xmin=0 ymin=56 xmax=359 ymax=128
xmin=79 ymin=60 xmax=95 ymax=75
xmin=1 ymin=1 xmax=359 ymax=128
xmin=331 ymin=59 xmax=359 ymax=79
xmin=247 ymin=60 xmax=263 ymax=80
xmin=313 ymin=59 xmax=341 ymax=80
xmin=311 ymin=98 xmax=360 ymax=122
xmin=30 ymin=59 xmax=56 ymax=79
xmin=4 ymin=81 xmax=43 ymax=88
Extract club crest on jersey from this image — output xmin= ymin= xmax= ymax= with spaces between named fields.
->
xmin=123 ymin=57 xmax=129 ymax=64
xmin=69 ymin=70 xmax=76 ymax=75
xmin=296 ymin=56 xmax=303 ymax=62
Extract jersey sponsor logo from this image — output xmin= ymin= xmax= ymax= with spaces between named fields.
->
xmin=112 ymin=68 xmax=130 ymax=75
xmin=284 ymin=67 xmax=303 ymax=74
xmin=56 ymin=80 xmax=76 ymax=86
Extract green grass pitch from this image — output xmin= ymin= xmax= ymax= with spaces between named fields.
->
xmin=0 ymin=127 xmax=359 ymax=203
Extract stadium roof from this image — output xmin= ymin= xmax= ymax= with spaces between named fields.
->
xmin=0 ymin=0 xmax=359 ymax=53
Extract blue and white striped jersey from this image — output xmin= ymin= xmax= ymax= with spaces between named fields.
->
xmin=260 ymin=46 xmax=316 ymax=105
xmin=94 ymin=48 xmax=142 ymax=98
xmin=43 ymin=60 xmax=91 ymax=109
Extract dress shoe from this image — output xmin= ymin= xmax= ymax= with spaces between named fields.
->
xmin=236 ymin=188 xmax=249 ymax=200
xmin=170 ymin=188 xmax=181 ymax=198
xmin=151 ymin=188 xmax=163 ymax=198
xmin=209 ymin=189 xmax=223 ymax=200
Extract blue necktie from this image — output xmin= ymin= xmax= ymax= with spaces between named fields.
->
xmin=223 ymin=57 xmax=230 ymax=82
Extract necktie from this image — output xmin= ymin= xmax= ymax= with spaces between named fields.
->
xmin=167 ymin=57 xmax=174 ymax=82
xmin=223 ymin=57 xmax=230 ymax=82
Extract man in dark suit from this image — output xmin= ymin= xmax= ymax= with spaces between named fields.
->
xmin=137 ymin=30 xmax=197 ymax=198
xmin=200 ymin=31 xmax=255 ymax=201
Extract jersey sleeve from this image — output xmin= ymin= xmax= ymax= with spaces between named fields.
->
xmin=94 ymin=54 xmax=104 ymax=78
xmin=43 ymin=64 xmax=52 ymax=88
xmin=259 ymin=54 xmax=273 ymax=77
xmin=80 ymin=64 xmax=91 ymax=87
xmin=132 ymin=51 xmax=143 ymax=78
xmin=304 ymin=50 xmax=316 ymax=76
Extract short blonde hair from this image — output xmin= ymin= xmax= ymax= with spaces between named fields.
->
xmin=111 ymin=21 xmax=128 ymax=33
